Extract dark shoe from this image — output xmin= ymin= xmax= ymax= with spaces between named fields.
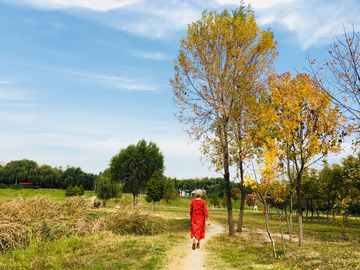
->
xmin=197 ymin=243 xmax=200 ymax=249
xmin=192 ymin=243 xmax=195 ymax=250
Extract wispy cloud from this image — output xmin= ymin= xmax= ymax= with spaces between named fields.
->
xmin=0 ymin=89 xmax=38 ymax=100
xmin=0 ymin=111 xmax=38 ymax=122
xmin=1 ymin=0 xmax=139 ymax=11
xmin=0 ymin=103 xmax=37 ymax=107
xmin=128 ymin=50 xmax=172 ymax=60
xmin=0 ymin=80 xmax=14 ymax=84
xmin=3 ymin=0 xmax=360 ymax=50
xmin=33 ymin=65 xmax=158 ymax=91
xmin=254 ymin=0 xmax=360 ymax=49
xmin=81 ymin=72 xmax=157 ymax=91
xmin=217 ymin=0 xmax=298 ymax=9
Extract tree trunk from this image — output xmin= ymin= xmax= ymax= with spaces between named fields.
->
xmin=222 ymin=131 xmax=235 ymax=236
xmin=264 ymin=201 xmax=277 ymax=258
xmin=327 ymin=200 xmax=330 ymax=225
xmin=296 ymin=174 xmax=303 ymax=247
xmin=305 ymin=204 xmax=308 ymax=222
xmin=133 ymin=193 xmax=136 ymax=206
xmin=152 ymin=201 xmax=155 ymax=210
xmin=288 ymin=188 xmax=293 ymax=244
xmin=237 ymin=160 xmax=246 ymax=232
xmin=317 ymin=208 xmax=320 ymax=222
xmin=277 ymin=206 xmax=286 ymax=256
xmin=311 ymin=203 xmax=314 ymax=223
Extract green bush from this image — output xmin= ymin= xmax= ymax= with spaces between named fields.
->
xmin=0 ymin=183 xmax=7 ymax=189
xmin=65 ymin=185 xmax=74 ymax=197
xmin=79 ymin=184 xmax=85 ymax=195
xmin=73 ymin=186 xmax=81 ymax=196
xmin=10 ymin=185 xmax=23 ymax=190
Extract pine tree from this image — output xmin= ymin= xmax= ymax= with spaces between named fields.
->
xmin=146 ymin=171 xmax=164 ymax=210
xmin=211 ymin=192 xmax=219 ymax=209
xmin=79 ymin=184 xmax=85 ymax=195
xmin=73 ymin=186 xmax=81 ymax=196
xmin=145 ymin=195 xmax=152 ymax=207
xmin=65 ymin=185 xmax=74 ymax=197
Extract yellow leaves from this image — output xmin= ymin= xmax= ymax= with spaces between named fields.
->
xmin=267 ymin=72 xmax=349 ymax=166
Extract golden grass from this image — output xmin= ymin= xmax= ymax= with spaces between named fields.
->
xmin=0 ymin=195 xmax=186 ymax=252
xmin=0 ymin=196 xmax=96 ymax=251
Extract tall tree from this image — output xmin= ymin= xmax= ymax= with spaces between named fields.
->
xmin=267 ymin=72 xmax=351 ymax=246
xmin=109 ymin=139 xmax=164 ymax=205
xmin=170 ymin=6 xmax=277 ymax=236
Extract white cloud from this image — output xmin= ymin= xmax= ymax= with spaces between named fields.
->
xmin=0 ymin=112 xmax=38 ymax=122
xmin=128 ymin=50 xmax=172 ymax=60
xmin=36 ymin=66 xmax=158 ymax=91
xmin=2 ymin=0 xmax=139 ymax=11
xmin=0 ymin=80 xmax=14 ymax=84
xmin=83 ymin=73 xmax=157 ymax=91
xmin=3 ymin=0 xmax=360 ymax=51
xmin=255 ymin=0 xmax=360 ymax=49
xmin=216 ymin=0 xmax=297 ymax=9
xmin=0 ymin=103 xmax=38 ymax=107
xmin=0 ymin=132 xmax=201 ymax=159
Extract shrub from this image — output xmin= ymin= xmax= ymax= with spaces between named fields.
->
xmin=10 ymin=185 xmax=23 ymax=190
xmin=73 ymin=186 xmax=81 ymax=196
xmin=0 ymin=183 xmax=7 ymax=189
xmin=106 ymin=201 xmax=166 ymax=236
xmin=65 ymin=185 xmax=74 ymax=197
xmin=79 ymin=184 xmax=85 ymax=195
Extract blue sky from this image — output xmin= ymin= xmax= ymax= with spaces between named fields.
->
xmin=0 ymin=0 xmax=359 ymax=179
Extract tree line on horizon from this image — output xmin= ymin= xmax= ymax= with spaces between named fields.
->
xmin=0 ymin=159 xmax=96 ymax=190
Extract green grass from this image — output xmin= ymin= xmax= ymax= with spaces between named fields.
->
xmin=153 ymin=206 xmax=360 ymax=269
xmin=0 ymin=230 xmax=188 ymax=270
xmin=0 ymin=188 xmax=94 ymax=201
xmin=2 ymin=191 xmax=360 ymax=269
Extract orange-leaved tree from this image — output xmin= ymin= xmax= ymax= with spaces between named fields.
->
xmin=267 ymin=72 xmax=352 ymax=247
xmin=247 ymin=138 xmax=283 ymax=258
xmin=171 ymin=6 xmax=277 ymax=236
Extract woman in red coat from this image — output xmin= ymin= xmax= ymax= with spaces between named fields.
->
xmin=190 ymin=189 xmax=210 ymax=250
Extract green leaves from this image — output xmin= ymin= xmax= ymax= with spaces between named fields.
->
xmin=109 ymin=139 xmax=164 ymax=204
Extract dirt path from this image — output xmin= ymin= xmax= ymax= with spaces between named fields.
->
xmin=181 ymin=223 xmax=225 ymax=270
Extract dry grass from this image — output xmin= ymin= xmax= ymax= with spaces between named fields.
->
xmin=0 ymin=196 xmax=187 ymax=252
xmin=0 ymin=196 xmax=191 ymax=269
xmin=0 ymin=196 xmax=96 ymax=251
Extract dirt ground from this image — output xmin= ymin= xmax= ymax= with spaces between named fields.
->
xmin=174 ymin=222 xmax=225 ymax=270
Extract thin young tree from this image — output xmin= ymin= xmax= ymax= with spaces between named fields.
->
xmin=146 ymin=171 xmax=164 ymax=210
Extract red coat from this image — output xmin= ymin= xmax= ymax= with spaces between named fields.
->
xmin=190 ymin=198 xmax=209 ymax=239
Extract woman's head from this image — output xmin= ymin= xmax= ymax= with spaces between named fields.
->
xmin=195 ymin=189 xmax=202 ymax=198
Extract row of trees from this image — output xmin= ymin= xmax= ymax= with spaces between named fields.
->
xmin=170 ymin=3 xmax=357 ymax=255
xmin=0 ymin=159 xmax=97 ymax=190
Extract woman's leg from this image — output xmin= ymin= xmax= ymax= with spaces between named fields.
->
xmin=197 ymin=239 xmax=201 ymax=248
xmin=192 ymin=236 xmax=196 ymax=250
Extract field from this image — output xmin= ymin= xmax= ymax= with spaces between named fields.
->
xmin=1 ymin=189 xmax=360 ymax=269
xmin=0 ymin=188 xmax=95 ymax=201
